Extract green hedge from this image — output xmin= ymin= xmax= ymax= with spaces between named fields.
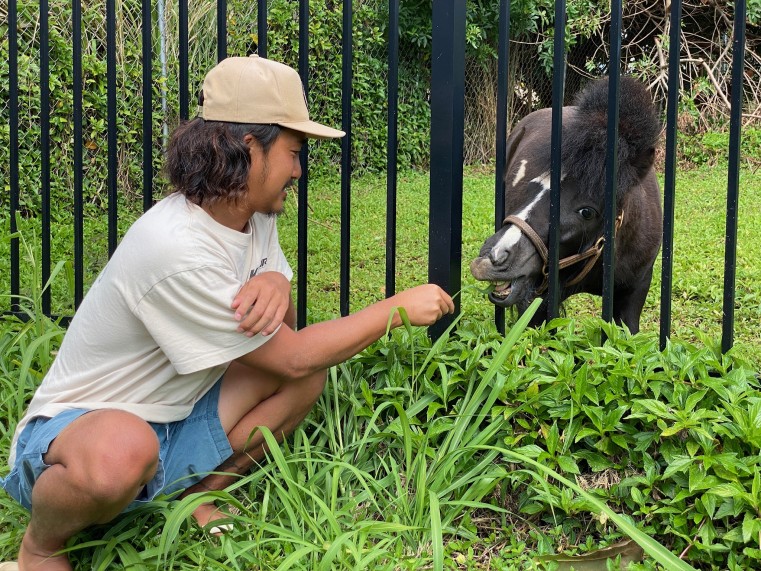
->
xmin=0 ymin=0 xmax=432 ymax=217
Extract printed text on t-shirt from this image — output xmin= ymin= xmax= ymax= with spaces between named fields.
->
xmin=250 ymin=257 xmax=268 ymax=278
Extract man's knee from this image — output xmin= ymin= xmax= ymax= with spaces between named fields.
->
xmin=274 ymin=368 xmax=327 ymax=421
xmin=46 ymin=410 xmax=159 ymax=502
xmin=298 ymin=368 xmax=328 ymax=405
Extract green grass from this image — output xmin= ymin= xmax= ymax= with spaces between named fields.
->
xmin=274 ymin=164 xmax=761 ymax=366
xmin=3 ymin=163 xmax=759 ymax=364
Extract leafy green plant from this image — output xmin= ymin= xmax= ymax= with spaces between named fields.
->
xmin=3 ymin=279 xmax=761 ymax=569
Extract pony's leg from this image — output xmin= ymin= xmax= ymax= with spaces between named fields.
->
xmin=612 ymin=269 xmax=654 ymax=334
xmin=525 ymin=296 xmax=550 ymax=328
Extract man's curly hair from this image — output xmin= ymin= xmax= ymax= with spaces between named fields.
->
xmin=164 ymin=115 xmax=281 ymax=207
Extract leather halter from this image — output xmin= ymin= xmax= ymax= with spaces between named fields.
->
xmin=502 ymin=211 xmax=625 ymax=294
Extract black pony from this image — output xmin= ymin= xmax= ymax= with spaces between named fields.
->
xmin=470 ymin=76 xmax=662 ymax=333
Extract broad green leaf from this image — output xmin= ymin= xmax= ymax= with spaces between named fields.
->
xmin=663 ymin=455 xmax=695 ymax=478
xmin=556 ymin=454 xmax=580 ymax=475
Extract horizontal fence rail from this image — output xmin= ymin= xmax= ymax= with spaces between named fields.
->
xmin=2 ymin=0 xmax=751 ymax=352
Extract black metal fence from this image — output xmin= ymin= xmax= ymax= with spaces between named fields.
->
xmin=2 ymin=0 xmax=749 ymax=352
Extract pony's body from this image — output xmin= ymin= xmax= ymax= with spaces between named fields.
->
xmin=470 ymin=77 xmax=662 ymax=333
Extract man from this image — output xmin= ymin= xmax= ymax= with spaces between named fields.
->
xmin=0 ymin=55 xmax=454 ymax=571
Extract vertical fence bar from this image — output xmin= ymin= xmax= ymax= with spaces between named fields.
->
xmin=547 ymin=0 xmax=566 ymax=321
xmin=9 ymin=0 xmax=20 ymax=314
xmin=40 ymin=0 xmax=52 ymax=315
xmin=107 ymin=0 xmax=118 ymax=256
xmin=385 ymin=0 xmax=400 ymax=299
xmin=73 ymin=0 xmax=84 ymax=308
xmin=659 ymin=0 xmax=682 ymax=349
xmin=722 ymin=0 xmax=746 ymax=353
xmin=339 ymin=0 xmax=353 ymax=317
xmin=494 ymin=0 xmax=511 ymax=335
xmin=428 ymin=0 xmax=466 ymax=338
xmin=217 ymin=0 xmax=227 ymax=61
xmin=297 ymin=0 xmax=310 ymax=329
xmin=257 ymin=0 xmax=268 ymax=57
xmin=179 ymin=0 xmax=189 ymax=120
xmin=601 ymin=0 xmax=622 ymax=322
xmin=142 ymin=0 xmax=153 ymax=212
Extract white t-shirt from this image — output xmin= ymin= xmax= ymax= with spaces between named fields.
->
xmin=9 ymin=192 xmax=292 ymax=465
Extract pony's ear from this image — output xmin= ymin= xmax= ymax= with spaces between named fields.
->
xmin=629 ymin=145 xmax=656 ymax=179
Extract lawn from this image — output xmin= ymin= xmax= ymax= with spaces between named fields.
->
xmin=276 ymin=164 xmax=761 ymax=366
xmin=1 ymin=164 xmax=760 ymax=570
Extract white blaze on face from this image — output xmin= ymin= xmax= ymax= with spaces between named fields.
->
xmin=492 ymin=172 xmax=550 ymax=256
xmin=512 ymin=159 xmax=528 ymax=187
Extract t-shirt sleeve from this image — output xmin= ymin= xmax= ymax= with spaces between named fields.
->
xmin=265 ymin=219 xmax=293 ymax=281
xmin=133 ymin=266 xmax=272 ymax=375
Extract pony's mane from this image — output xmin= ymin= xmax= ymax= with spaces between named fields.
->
xmin=562 ymin=76 xmax=661 ymax=201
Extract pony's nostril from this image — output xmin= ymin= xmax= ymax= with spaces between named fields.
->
xmin=489 ymin=248 xmax=509 ymax=266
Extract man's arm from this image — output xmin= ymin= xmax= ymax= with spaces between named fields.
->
xmin=234 ymin=284 xmax=453 ymax=379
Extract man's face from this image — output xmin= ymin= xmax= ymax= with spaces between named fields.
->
xmin=246 ymin=129 xmax=304 ymax=216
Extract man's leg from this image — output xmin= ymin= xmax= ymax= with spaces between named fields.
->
xmin=183 ymin=360 xmax=327 ymax=526
xmin=19 ymin=410 xmax=159 ymax=571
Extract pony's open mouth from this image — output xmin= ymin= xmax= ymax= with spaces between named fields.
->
xmin=486 ymin=276 xmax=531 ymax=307
xmin=491 ymin=281 xmax=512 ymax=298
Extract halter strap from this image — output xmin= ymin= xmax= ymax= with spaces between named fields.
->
xmin=501 ymin=211 xmax=625 ymax=294
xmin=503 ymin=215 xmax=548 ymax=263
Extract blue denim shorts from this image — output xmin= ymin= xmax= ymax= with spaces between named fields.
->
xmin=1 ymin=378 xmax=233 ymax=512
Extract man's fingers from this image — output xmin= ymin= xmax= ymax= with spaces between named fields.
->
xmin=260 ymin=305 xmax=288 ymax=336
xmin=238 ymin=300 xmax=288 ymax=336
xmin=233 ymin=295 xmax=256 ymax=321
xmin=238 ymin=307 xmax=269 ymax=334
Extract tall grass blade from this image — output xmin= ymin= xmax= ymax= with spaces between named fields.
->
xmin=440 ymin=298 xmax=541 ymax=455
xmin=429 ymin=491 xmax=443 ymax=571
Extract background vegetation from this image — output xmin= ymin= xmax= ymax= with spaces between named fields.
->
xmin=2 ymin=0 xmax=760 ymax=213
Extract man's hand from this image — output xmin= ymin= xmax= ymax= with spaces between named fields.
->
xmin=231 ymin=272 xmax=291 ymax=337
xmin=389 ymin=284 xmax=455 ymax=327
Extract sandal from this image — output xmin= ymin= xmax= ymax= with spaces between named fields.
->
xmin=205 ymin=505 xmax=241 ymax=536
xmin=0 ymin=563 xmax=20 ymax=571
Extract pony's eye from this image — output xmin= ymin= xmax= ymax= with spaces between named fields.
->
xmin=578 ymin=207 xmax=597 ymax=220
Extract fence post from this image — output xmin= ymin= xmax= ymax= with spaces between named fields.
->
xmin=494 ymin=0 xmax=511 ymax=335
xmin=601 ymin=0 xmax=623 ymax=323
xmin=546 ymin=0 xmax=566 ymax=322
xmin=660 ymin=0 xmax=683 ymax=349
xmin=428 ymin=0 xmax=466 ymax=339
xmin=722 ymin=0 xmax=747 ymax=353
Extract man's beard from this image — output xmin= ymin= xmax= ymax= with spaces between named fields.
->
xmin=268 ymin=181 xmax=295 ymax=217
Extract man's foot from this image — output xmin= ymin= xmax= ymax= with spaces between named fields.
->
xmin=18 ymin=533 xmax=72 ymax=571
xmin=192 ymin=502 xmax=241 ymax=536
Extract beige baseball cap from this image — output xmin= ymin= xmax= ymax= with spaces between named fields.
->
xmin=200 ymin=55 xmax=345 ymax=140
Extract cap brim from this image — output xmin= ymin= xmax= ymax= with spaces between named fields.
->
xmin=277 ymin=120 xmax=345 ymax=140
